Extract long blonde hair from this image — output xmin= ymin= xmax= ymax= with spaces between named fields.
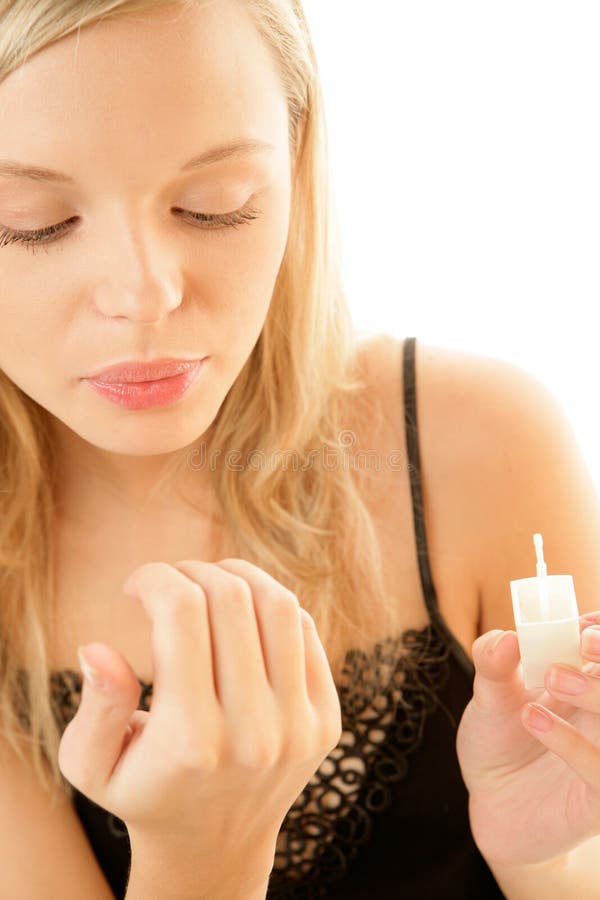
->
xmin=0 ymin=0 xmax=403 ymax=806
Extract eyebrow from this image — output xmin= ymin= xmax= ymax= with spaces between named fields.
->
xmin=0 ymin=138 xmax=276 ymax=185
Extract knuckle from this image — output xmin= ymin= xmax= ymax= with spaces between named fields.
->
xmin=126 ymin=560 xmax=171 ymax=586
xmin=222 ymin=574 xmax=253 ymax=607
xmin=277 ymin=585 xmax=297 ymax=603
xmin=177 ymin=745 xmax=220 ymax=773
xmin=161 ymin=585 xmax=204 ymax=616
xmin=281 ymin=588 xmax=301 ymax=609
xmin=99 ymin=697 xmax=131 ymax=719
xmin=236 ymin=740 xmax=280 ymax=771
xmin=129 ymin=563 xmax=204 ymax=603
xmin=258 ymin=586 xmax=300 ymax=615
xmin=175 ymin=714 xmax=226 ymax=771
xmin=321 ymin=702 xmax=343 ymax=748
xmin=327 ymin=715 xmax=344 ymax=749
xmin=172 ymin=724 xmax=221 ymax=772
xmin=218 ymin=557 xmax=242 ymax=567
xmin=271 ymin=591 xmax=302 ymax=622
xmin=229 ymin=708 xmax=280 ymax=769
xmin=299 ymin=607 xmax=316 ymax=628
xmin=283 ymin=722 xmax=318 ymax=760
xmin=285 ymin=705 xmax=341 ymax=759
xmin=57 ymin=736 xmax=77 ymax=781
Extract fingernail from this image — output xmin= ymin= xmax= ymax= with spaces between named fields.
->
xmin=77 ymin=645 xmax=103 ymax=688
xmin=581 ymin=611 xmax=600 ymax=624
xmin=525 ymin=703 xmax=554 ymax=732
xmin=490 ymin=631 xmax=509 ymax=654
xmin=582 ymin=625 xmax=600 ymax=655
xmin=549 ymin=665 xmax=587 ymax=695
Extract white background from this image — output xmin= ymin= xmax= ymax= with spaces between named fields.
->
xmin=302 ymin=1 xmax=600 ymax=494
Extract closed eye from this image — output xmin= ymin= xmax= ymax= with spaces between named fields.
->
xmin=0 ymin=199 xmax=263 ymax=254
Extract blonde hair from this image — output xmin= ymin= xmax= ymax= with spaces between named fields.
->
xmin=0 ymin=0 xmax=402 ymax=806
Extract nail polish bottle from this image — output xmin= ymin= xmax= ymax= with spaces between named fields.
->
xmin=510 ymin=533 xmax=581 ymax=690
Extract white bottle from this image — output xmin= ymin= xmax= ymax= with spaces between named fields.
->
xmin=510 ymin=533 xmax=582 ymax=690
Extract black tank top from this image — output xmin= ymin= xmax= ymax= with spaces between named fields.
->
xmin=45 ymin=336 xmax=506 ymax=899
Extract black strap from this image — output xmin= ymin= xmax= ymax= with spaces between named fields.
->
xmin=403 ymin=336 xmax=475 ymax=677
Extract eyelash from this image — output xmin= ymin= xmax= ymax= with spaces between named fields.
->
xmin=0 ymin=201 xmax=263 ymax=255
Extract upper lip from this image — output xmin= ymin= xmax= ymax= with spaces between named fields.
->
xmin=86 ymin=357 xmax=207 ymax=384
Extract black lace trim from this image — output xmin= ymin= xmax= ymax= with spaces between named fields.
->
xmin=16 ymin=617 xmax=458 ymax=898
xmin=266 ymin=620 xmax=457 ymax=897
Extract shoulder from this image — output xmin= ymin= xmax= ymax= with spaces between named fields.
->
xmin=356 ymin=333 xmax=600 ymax=640
xmin=349 ymin=331 xmax=405 ymax=447
xmin=412 ymin=337 xmax=600 ymax=634
xmin=351 ymin=329 xmax=530 ymax=486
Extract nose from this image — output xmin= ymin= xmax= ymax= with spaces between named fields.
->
xmin=95 ymin=281 xmax=183 ymax=324
xmin=91 ymin=211 xmax=185 ymax=323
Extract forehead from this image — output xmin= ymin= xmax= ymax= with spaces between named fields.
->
xmin=0 ymin=1 xmax=289 ymax=190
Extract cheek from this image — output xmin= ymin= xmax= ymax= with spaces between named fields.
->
xmin=210 ymin=267 xmax=275 ymax=368
xmin=200 ymin=202 xmax=290 ymax=350
xmin=0 ymin=265 xmax=82 ymax=410
xmin=0 ymin=280 xmax=57 ymax=375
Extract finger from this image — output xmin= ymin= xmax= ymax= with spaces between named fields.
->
xmin=543 ymin=626 xmax=600 ymax=712
xmin=578 ymin=615 xmax=600 ymax=674
xmin=58 ymin=642 xmax=143 ymax=796
xmin=521 ymin=701 xmax=600 ymax=788
xmin=211 ymin=558 xmax=307 ymax=704
xmin=122 ymin=562 xmax=217 ymax=726
xmin=214 ymin=559 xmax=340 ymax=747
xmin=171 ymin=559 xmax=270 ymax=714
xmin=298 ymin=607 xmax=342 ymax=737
xmin=471 ymin=630 xmax=527 ymax=721
xmin=544 ymin=664 xmax=600 ymax=712
xmin=581 ymin=624 xmax=600 ymax=662
xmin=579 ymin=611 xmax=600 ymax=632
xmin=473 ymin=630 xmax=579 ymax=724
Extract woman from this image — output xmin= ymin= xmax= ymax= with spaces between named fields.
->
xmin=0 ymin=1 xmax=599 ymax=898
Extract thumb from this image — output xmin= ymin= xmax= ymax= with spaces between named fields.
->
xmin=58 ymin=642 xmax=143 ymax=799
xmin=471 ymin=629 xmax=526 ymax=721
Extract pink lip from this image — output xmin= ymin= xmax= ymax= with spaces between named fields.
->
xmin=84 ymin=358 xmax=208 ymax=410
xmin=86 ymin=357 xmax=207 ymax=384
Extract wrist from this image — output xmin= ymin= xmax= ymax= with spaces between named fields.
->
xmin=125 ymin=871 xmax=270 ymax=900
xmin=125 ymin=830 xmax=275 ymax=900
xmin=485 ymin=853 xmax=570 ymax=900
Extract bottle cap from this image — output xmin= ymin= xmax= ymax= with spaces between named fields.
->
xmin=510 ymin=534 xmax=581 ymax=689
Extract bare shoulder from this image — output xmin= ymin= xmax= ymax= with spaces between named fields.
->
xmin=353 ymin=333 xmax=600 ymax=654
xmin=347 ymin=333 xmax=485 ymax=655
xmin=346 ymin=332 xmax=411 ymax=509
xmin=349 ymin=331 xmax=405 ymax=452
xmin=412 ymin=338 xmax=600 ymax=636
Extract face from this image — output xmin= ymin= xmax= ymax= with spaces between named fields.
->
xmin=0 ymin=0 xmax=292 ymax=497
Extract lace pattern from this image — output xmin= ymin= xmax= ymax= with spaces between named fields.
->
xmin=17 ymin=618 xmax=457 ymax=898
xmin=267 ymin=620 xmax=457 ymax=897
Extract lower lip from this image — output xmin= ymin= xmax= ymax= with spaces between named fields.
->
xmin=84 ymin=359 xmax=208 ymax=410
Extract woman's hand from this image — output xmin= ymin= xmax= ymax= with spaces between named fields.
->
xmin=456 ymin=612 xmax=600 ymax=869
xmin=58 ymin=558 xmax=342 ymax=883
